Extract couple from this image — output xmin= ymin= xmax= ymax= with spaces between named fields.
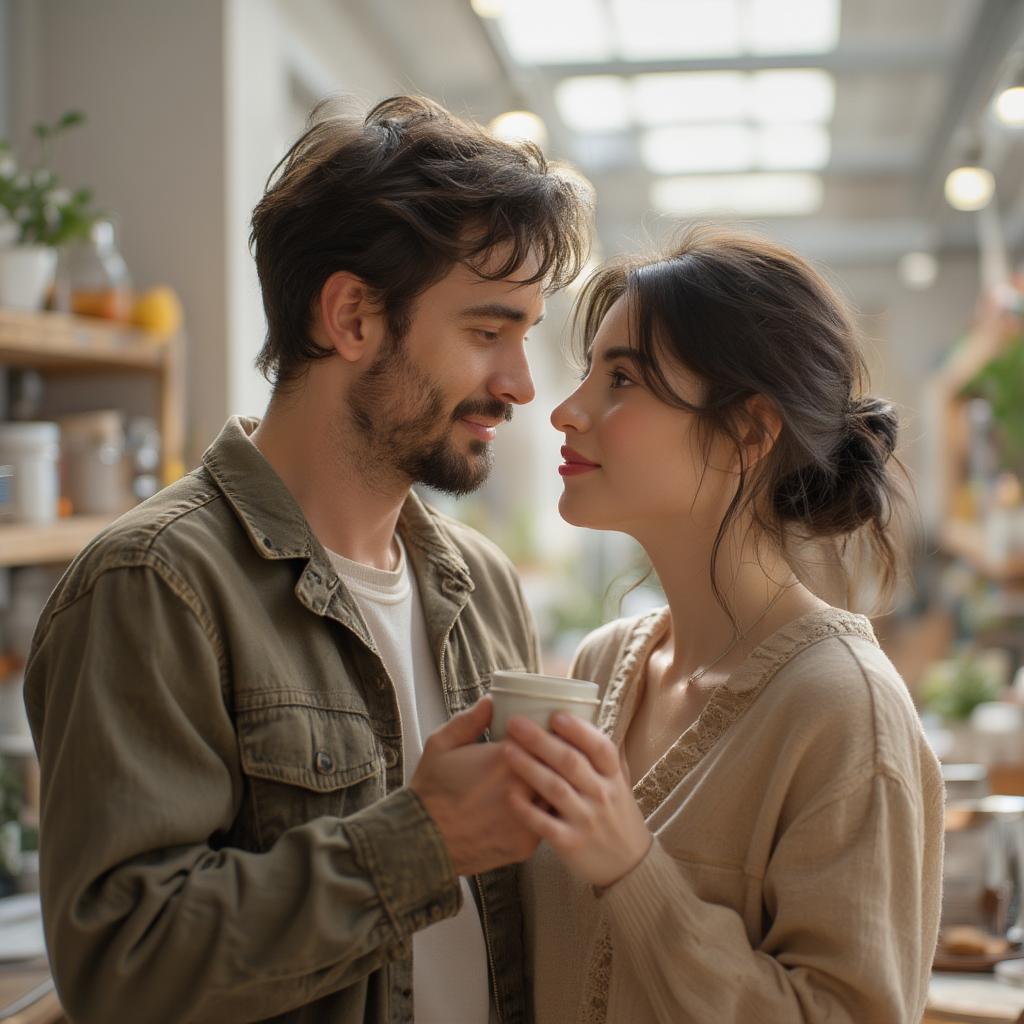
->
xmin=25 ymin=96 xmax=942 ymax=1023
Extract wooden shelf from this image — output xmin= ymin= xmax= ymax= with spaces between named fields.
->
xmin=940 ymin=518 xmax=1024 ymax=581
xmin=0 ymin=516 xmax=119 ymax=567
xmin=0 ymin=308 xmax=172 ymax=372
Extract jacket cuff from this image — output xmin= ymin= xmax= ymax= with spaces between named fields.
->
xmin=344 ymin=786 xmax=462 ymax=943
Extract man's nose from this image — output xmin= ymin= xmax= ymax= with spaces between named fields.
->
xmin=489 ymin=345 xmax=536 ymax=406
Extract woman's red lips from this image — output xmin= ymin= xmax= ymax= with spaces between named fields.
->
xmin=559 ymin=445 xmax=600 ymax=476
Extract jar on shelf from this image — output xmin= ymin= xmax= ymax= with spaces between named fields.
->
xmin=0 ymin=422 xmax=60 ymax=524
xmin=58 ymin=410 xmax=127 ymax=516
xmin=125 ymin=416 xmax=161 ymax=501
xmin=54 ymin=219 xmax=132 ymax=322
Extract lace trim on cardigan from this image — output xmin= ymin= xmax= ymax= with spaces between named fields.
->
xmin=633 ymin=608 xmax=876 ymax=817
xmin=580 ymin=926 xmax=613 ymax=1024
xmin=582 ymin=607 xmax=877 ymax=1020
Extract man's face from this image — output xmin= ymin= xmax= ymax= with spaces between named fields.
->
xmin=348 ymin=252 xmax=545 ymax=496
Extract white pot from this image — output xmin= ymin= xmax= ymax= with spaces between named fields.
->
xmin=0 ymin=245 xmax=58 ymax=311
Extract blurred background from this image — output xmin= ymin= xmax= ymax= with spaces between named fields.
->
xmin=2 ymin=0 xmax=1024 ymax=1016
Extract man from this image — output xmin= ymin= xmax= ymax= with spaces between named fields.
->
xmin=24 ymin=95 xmax=591 ymax=1023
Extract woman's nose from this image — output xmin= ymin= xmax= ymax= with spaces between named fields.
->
xmin=551 ymin=388 xmax=589 ymax=433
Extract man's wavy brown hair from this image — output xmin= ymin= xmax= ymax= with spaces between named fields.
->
xmin=251 ymin=95 xmax=592 ymax=388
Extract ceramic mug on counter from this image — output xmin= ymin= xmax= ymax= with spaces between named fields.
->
xmin=488 ymin=670 xmax=601 ymax=741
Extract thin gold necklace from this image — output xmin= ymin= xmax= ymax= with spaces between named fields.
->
xmin=683 ymin=583 xmax=791 ymax=687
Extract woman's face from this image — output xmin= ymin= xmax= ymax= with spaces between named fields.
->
xmin=550 ymin=296 xmax=737 ymax=540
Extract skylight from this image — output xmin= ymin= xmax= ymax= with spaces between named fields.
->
xmin=633 ymin=72 xmax=748 ymax=125
xmin=641 ymin=123 xmax=830 ymax=173
xmin=554 ymin=76 xmax=632 ymax=133
xmin=494 ymin=0 xmax=840 ymax=65
xmin=651 ymin=173 xmax=825 ymax=216
xmin=497 ymin=0 xmax=612 ymax=64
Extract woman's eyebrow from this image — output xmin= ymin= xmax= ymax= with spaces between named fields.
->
xmin=601 ymin=346 xmax=648 ymax=365
xmin=458 ymin=302 xmax=546 ymax=325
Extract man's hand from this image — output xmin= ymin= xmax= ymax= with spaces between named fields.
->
xmin=410 ymin=697 xmax=540 ymax=876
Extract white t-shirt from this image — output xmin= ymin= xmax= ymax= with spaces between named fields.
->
xmin=327 ymin=537 xmax=492 ymax=1024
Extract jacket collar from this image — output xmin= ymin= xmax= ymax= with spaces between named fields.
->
xmin=202 ymin=415 xmax=473 ymax=590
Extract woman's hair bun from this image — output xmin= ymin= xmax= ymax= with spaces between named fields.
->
xmin=847 ymin=396 xmax=898 ymax=457
xmin=773 ymin=395 xmax=898 ymax=535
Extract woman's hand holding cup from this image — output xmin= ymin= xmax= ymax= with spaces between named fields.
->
xmin=502 ymin=711 xmax=652 ymax=889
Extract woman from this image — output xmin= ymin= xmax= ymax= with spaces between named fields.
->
xmin=505 ymin=227 xmax=944 ymax=1023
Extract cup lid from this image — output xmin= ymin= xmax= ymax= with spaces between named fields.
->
xmin=490 ymin=670 xmax=599 ymax=701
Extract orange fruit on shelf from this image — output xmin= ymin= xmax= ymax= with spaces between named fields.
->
xmin=131 ymin=286 xmax=183 ymax=336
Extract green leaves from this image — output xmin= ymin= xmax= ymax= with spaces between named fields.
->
xmin=969 ymin=336 xmax=1024 ymax=475
xmin=920 ymin=652 xmax=1004 ymax=722
xmin=0 ymin=110 xmax=97 ymax=247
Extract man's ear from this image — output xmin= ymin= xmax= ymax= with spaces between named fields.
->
xmin=316 ymin=271 xmax=385 ymax=363
xmin=739 ymin=394 xmax=782 ymax=469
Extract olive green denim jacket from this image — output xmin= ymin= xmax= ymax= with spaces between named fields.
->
xmin=24 ymin=416 xmax=539 ymax=1024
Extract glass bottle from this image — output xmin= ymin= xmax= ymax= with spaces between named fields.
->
xmin=54 ymin=219 xmax=132 ymax=321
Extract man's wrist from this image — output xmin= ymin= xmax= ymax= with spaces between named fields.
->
xmin=344 ymin=787 xmax=462 ymax=939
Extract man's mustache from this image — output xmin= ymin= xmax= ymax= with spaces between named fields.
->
xmin=451 ymin=399 xmax=514 ymax=424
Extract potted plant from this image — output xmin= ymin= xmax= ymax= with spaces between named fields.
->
xmin=0 ymin=111 xmax=98 ymax=310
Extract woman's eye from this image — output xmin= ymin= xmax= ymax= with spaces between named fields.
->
xmin=608 ymin=368 xmax=633 ymax=389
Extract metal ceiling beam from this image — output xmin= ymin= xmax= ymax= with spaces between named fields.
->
xmin=532 ymin=41 xmax=952 ymax=79
xmin=918 ymin=0 xmax=1024 ymax=212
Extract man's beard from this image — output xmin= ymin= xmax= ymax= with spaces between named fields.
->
xmin=347 ymin=334 xmax=512 ymax=497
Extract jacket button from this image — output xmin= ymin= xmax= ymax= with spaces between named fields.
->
xmin=314 ymin=750 xmax=334 ymax=774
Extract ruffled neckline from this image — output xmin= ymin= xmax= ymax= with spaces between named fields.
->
xmin=597 ymin=606 xmax=877 ymax=818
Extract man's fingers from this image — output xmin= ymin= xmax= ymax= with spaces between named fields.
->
xmin=425 ymin=696 xmax=493 ymax=754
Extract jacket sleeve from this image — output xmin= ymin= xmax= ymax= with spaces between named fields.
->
xmin=600 ymin=768 xmax=939 ymax=1023
xmin=24 ymin=564 xmax=461 ymax=1024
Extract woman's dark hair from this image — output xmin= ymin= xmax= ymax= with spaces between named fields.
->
xmin=575 ymin=224 xmax=906 ymax=612
xmin=250 ymin=95 xmax=592 ymax=388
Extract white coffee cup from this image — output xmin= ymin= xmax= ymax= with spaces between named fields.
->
xmin=488 ymin=670 xmax=601 ymax=740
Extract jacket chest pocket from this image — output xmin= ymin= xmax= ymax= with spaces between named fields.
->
xmin=238 ymin=703 xmax=389 ymax=849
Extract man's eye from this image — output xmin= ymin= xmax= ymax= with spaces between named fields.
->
xmin=476 ymin=329 xmax=500 ymax=342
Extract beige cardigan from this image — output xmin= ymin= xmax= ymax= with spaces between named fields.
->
xmin=522 ymin=608 xmax=944 ymax=1024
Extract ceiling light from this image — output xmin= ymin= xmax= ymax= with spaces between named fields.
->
xmin=651 ymin=172 xmax=824 ymax=217
xmin=489 ymin=110 xmax=548 ymax=148
xmin=745 ymin=0 xmax=841 ymax=55
xmin=755 ymin=124 xmax=831 ymax=170
xmin=631 ymin=72 xmax=747 ymax=125
xmin=748 ymin=69 xmax=835 ymax=123
xmin=995 ymin=85 xmax=1024 ymax=126
xmin=555 ymin=76 xmax=631 ymax=133
xmin=470 ymin=0 xmax=505 ymax=17
xmin=497 ymin=0 xmax=611 ymax=64
xmin=609 ymin=0 xmax=740 ymax=60
xmin=898 ymin=252 xmax=939 ymax=290
xmin=944 ymin=165 xmax=995 ymax=212
xmin=641 ymin=125 xmax=755 ymax=174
